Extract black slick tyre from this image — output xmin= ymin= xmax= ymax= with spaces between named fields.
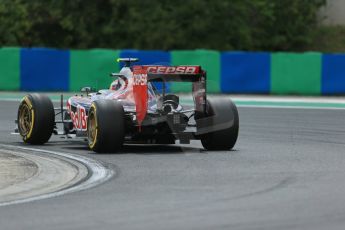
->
xmin=87 ymin=100 xmax=125 ymax=153
xmin=198 ymin=98 xmax=239 ymax=150
xmin=17 ymin=93 xmax=55 ymax=144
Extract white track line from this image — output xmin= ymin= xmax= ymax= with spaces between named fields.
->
xmin=0 ymin=144 xmax=114 ymax=207
xmin=229 ymin=96 xmax=345 ymax=104
xmin=236 ymin=105 xmax=345 ymax=110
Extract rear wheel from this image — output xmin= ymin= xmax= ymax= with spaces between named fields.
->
xmin=17 ymin=94 xmax=55 ymax=144
xmin=87 ymin=100 xmax=125 ymax=153
xmin=198 ymin=98 xmax=239 ymax=150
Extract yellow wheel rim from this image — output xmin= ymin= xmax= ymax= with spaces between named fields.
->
xmin=88 ymin=105 xmax=98 ymax=149
xmin=19 ymin=103 xmax=31 ymax=135
xmin=18 ymin=101 xmax=34 ymax=139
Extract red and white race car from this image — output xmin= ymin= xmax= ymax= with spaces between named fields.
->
xmin=16 ymin=58 xmax=239 ymax=153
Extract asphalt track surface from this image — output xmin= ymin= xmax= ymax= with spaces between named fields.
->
xmin=1 ymin=99 xmax=345 ymax=230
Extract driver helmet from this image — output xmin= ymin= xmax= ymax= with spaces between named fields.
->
xmin=110 ymin=77 xmax=127 ymax=91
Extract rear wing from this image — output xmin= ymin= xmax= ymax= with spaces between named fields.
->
xmin=145 ymin=65 xmax=204 ymax=82
xmin=132 ymin=65 xmax=207 ymax=128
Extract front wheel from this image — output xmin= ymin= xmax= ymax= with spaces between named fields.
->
xmin=198 ymin=98 xmax=239 ymax=150
xmin=17 ymin=94 xmax=55 ymax=144
xmin=87 ymin=100 xmax=125 ymax=153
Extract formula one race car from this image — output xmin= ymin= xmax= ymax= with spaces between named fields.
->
xmin=15 ymin=58 xmax=239 ymax=153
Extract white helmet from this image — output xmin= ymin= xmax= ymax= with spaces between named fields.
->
xmin=110 ymin=76 xmax=128 ymax=91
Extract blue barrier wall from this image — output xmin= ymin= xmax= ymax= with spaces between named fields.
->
xmin=221 ymin=52 xmax=270 ymax=93
xmin=119 ymin=50 xmax=171 ymax=92
xmin=322 ymin=54 xmax=345 ymax=95
xmin=20 ymin=48 xmax=70 ymax=91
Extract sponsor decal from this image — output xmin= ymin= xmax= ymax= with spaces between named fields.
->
xmin=133 ymin=73 xmax=147 ymax=86
xmin=67 ymin=100 xmax=88 ymax=131
xmin=133 ymin=66 xmax=148 ymax=130
xmin=146 ymin=66 xmax=200 ymax=74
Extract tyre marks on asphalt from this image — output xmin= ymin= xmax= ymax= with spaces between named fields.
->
xmin=0 ymin=144 xmax=115 ymax=206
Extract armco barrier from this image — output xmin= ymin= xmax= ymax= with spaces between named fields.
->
xmin=70 ymin=49 xmax=120 ymax=91
xmin=1 ymin=47 xmax=345 ymax=95
xmin=0 ymin=47 xmax=20 ymax=90
xmin=322 ymin=54 xmax=345 ymax=95
xmin=271 ymin=52 xmax=322 ymax=95
xmin=221 ymin=52 xmax=270 ymax=94
xmin=20 ymin=48 xmax=70 ymax=91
